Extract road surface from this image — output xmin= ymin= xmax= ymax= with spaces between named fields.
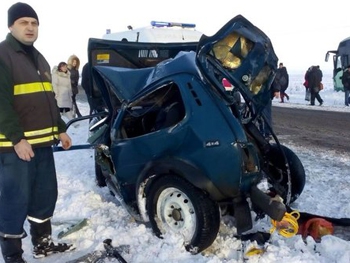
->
xmin=272 ymin=107 xmax=350 ymax=154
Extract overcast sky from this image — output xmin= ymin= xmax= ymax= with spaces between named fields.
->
xmin=1 ymin=0 xmax=350 ymax=73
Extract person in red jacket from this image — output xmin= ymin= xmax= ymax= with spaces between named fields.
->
xmin=0 ymin=3 xmax=74 ymax=262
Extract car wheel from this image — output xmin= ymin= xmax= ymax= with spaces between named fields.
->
xmin=146 ymin=175 xmax=220 ymax=254
xmin=266 ymin=144 xmax=306 ymax=204
xmin=95 ymin=159 xmax=107 ymax=187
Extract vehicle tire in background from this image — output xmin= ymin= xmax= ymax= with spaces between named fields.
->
xmin=146 ymin=175 xmax=220 ymax=254
xmin=267 ymin=144 xmax=306 ymax=204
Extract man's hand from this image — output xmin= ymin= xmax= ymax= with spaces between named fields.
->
xmin=59 ymin=133 xmax=72 ymax=150
xmin=14 ymin=139 xmax=34 ymax=161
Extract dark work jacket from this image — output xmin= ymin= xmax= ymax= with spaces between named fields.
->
xmin=69 ymin=67 xmax=79 ymax=95
xmin=0 ymin=33 xmax=66 ymax=152
xmin=342 ymin=69 xmax=350 ymax=91
xmin=67 ymin=54 xmax=80 ymax=95
xmin=307 ymin=67 xmax=322 ymax=91
xmin=274 ymin=67 xmax=289 ymax=92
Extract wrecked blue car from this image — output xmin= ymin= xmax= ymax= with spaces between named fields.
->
xmin=72 ymin=15 xmax=306 ymax=253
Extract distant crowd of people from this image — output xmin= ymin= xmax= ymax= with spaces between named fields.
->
xmin=271 ymin=62 xmax=350 ymax=107
xmin=264 ymin=62 xmax=327 ymax=139
xmin=272 ymin=63 xmax=324 ymax=107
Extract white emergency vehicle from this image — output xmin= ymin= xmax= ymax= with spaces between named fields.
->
xmin=102 ymin=21 xmax=203 ymax=43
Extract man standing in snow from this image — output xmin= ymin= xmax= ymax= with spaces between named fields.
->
xmin=67 ymin=55 xmax=82 ymax=117
xmin=307 ymin=65 xmax=324 ymax=106
xmin=277 ymin=63 xmax=289 ymax=103
xmin=0 ymin=3 xmax=74 ymax=263
xmin=341 ymin=66 xmax=350 ymax=106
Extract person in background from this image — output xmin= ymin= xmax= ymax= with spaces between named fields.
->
xmin=303 ymin=66 xmax=312 ymax=102
xmin=307 ymin=65 xmax=324 ymax=106
xmin=277 ymin=63 xmax=289 ymax=103
xmin=341 ymin=65 xmax=350 ymax=106
xmin=0 ymin=3 xmax=74 ymax=263
xmin=67 ymin=55 xmax=82 ymax=117
xmin=52 ymin=62 xmax=77 ymax=125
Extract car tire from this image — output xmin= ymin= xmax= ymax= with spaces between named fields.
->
xmin=267 ymin=144 xmax=306 ymax=204
xmin=146 ymin=175 xmax=220 ymax=254
xmin=95 ymin=159 xmax=107 ymax=187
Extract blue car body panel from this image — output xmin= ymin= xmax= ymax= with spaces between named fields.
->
xmin=80 ymin=15 xmax=301 ymax=226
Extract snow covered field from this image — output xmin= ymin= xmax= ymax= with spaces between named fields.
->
xmin=7 ymin=73 xmax=350 ymax=263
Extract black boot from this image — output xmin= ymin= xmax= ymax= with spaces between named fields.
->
xmin=0 ymin=237 xmax=26 ymax=263
xmin=29 ymin=219 xmax=51 ymax=247
xmin=32 ymin=237 xmax=75 ymax=258
xmin=29 ymin=220 xmax=75 ymax=258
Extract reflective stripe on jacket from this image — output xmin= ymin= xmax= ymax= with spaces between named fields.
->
xmin=0 ymin=34 xmax=66 ymax=152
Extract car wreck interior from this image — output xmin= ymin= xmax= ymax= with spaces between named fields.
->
xmin=118 ymin=83 xmax=185 ymax=138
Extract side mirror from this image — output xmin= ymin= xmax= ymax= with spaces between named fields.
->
xmin=325 ymin=52 xmax=329 ymax=62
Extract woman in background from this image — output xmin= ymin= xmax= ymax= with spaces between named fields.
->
xmin=52 ymin=62 xmax=75 ymax=122
xmin=67 ymin=55 xmax=82 ymax=117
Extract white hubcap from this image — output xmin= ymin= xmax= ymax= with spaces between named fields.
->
xmin=156 ymin=187 xmax=196 ymax=241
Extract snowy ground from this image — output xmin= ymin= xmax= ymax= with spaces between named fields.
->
xmin=8 ymin=73 xmax=350 ymax=263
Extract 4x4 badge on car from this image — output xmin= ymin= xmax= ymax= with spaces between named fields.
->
xmin=205 ymin=140 xmax=220 ymax=147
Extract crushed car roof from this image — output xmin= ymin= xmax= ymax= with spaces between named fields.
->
xmin=92 ymin=51 xmax=200 ymax=103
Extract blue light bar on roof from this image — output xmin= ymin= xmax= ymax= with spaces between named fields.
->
xmin=150 ymin=21 xmax=196 ymax=28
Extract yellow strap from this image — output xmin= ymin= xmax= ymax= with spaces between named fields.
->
xmin=270 ymin=210 xmax=300 ymax=238
xmin=245 ymin=247 xmax=266 ymax=256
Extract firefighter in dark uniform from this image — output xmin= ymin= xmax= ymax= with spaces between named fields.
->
xmin=0 ymin=3 xmax=74 ymax=262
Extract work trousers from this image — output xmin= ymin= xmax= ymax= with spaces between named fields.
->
xmin=310 ymin=87 xmax=323 ymax=105
xmin=0 ymin=147 xmax=58 ymax=237
xmin=345 ymin=89 xmax=350 ymax=106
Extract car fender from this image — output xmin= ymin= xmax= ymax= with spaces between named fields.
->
xmin=135 ymin=157 xmax=224 ymax=222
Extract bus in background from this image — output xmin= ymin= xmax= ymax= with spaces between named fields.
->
xmin=325 ymin=36 xmax=350 ymax=91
